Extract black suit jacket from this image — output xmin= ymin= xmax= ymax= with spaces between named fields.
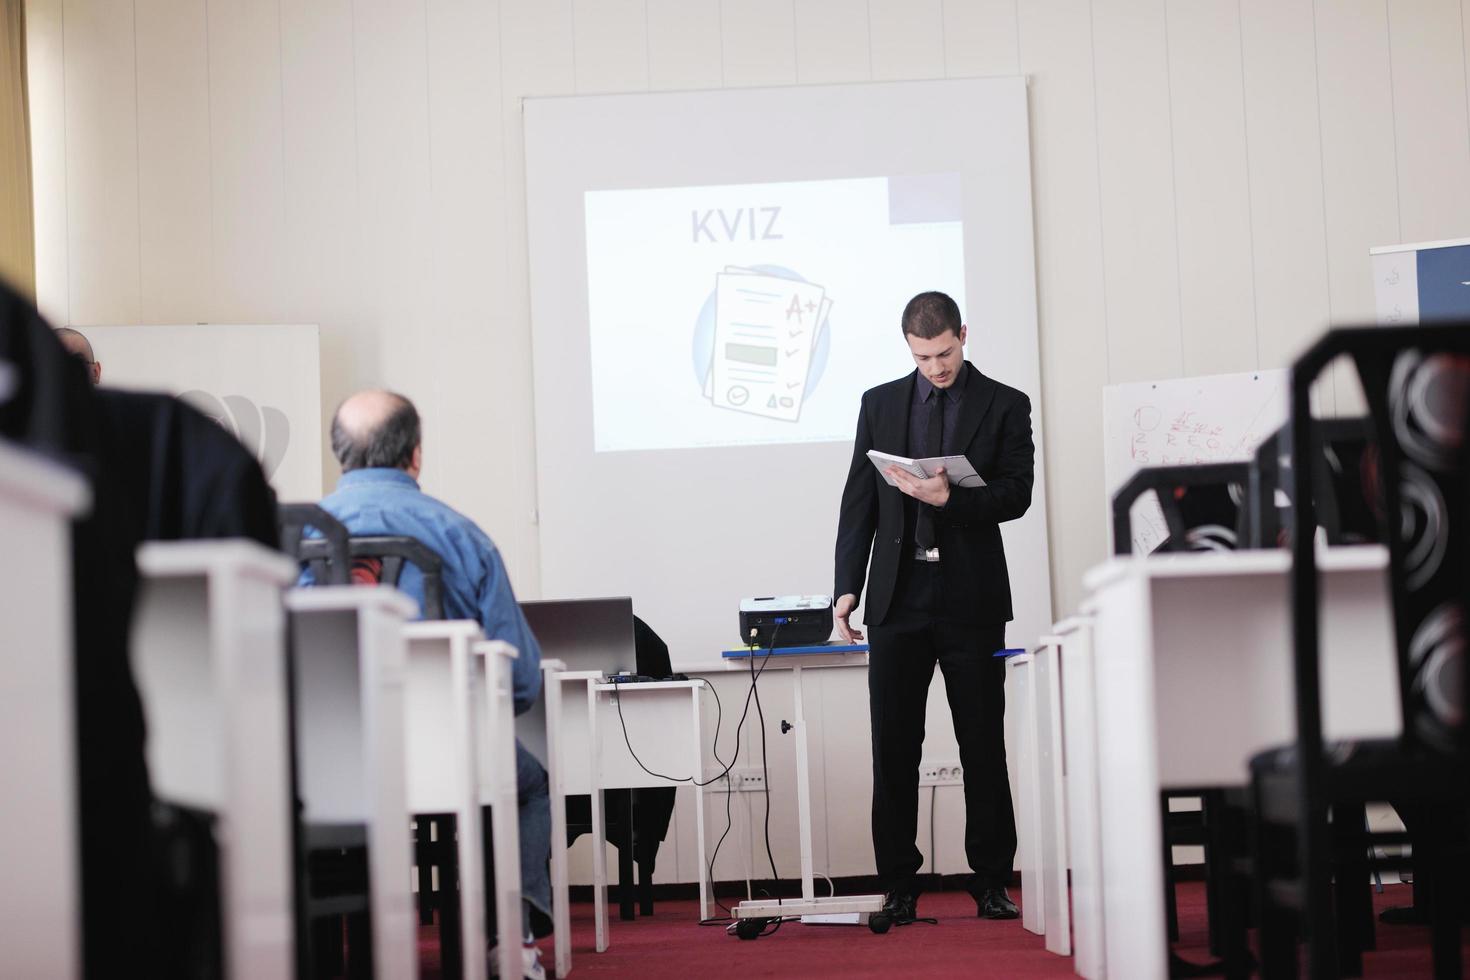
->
xmin=834 ymin=363 xmax=1035 ymax=626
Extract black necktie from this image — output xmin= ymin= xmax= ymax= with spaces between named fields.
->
xmin=916 ymin=389 xmax=945 ymax=551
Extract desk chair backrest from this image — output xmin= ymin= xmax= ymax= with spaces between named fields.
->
xmin=1289 ymin=325 xmax=1470 ymax=764
xmin=277 ymin=502 xmax=351 ymax=585
xmin=1111 ymin=462 xmax=1252 ymax=556
xmin=1248 ymin=418 xmax=1378 ymax=549
xmin=299 ymin=534 xmax=447 ymax=620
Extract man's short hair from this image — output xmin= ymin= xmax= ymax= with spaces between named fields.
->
xmin=331 ymin=392 xmax=421 ymax=472
xmin=901 ymin=291 xmax=963 ymax=341
xmin=54 ymin=326 xmax=96 ymax=363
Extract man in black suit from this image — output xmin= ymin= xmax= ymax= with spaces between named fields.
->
xmin=833 ymin=291 xmax=1034 ymax=924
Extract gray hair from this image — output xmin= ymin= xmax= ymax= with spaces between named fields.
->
xmin=330 ymin=392 xmax=421 ymax=472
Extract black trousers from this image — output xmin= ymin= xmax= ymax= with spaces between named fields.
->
xmin=867 ymin=561 xmax=1016 ymax=897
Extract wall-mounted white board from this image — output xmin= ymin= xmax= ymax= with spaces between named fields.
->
xmin=1371 ymin=237 xmax=1470 ymax=325
xmin=82 ymin=324 xmax=322 ymax=501
xmin=523 ymin=77 xmax=1050 ymax=668
xmin=1103 ymin=369 xmax=1287 ymax=554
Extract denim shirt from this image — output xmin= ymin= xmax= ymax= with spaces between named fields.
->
xmin=304 ymin=467 xmax=543 ymax=713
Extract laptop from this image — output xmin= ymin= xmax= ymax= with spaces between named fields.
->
xmin=515 ymin=596 xmax=636 ymax=766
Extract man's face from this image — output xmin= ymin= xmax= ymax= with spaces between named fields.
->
xmin=904 ymin=324 xmax=967 ymax=389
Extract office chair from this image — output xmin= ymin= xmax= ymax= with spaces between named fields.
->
xmin=1112 ymin=461 xmax=1252 ymax=556
xmin=1248 ymin=418 xmax=1378 ymax=551
xmin=277 ymin=503 xmax=351 ymax=584
xmin=297 ymin=534 xmax=446 ymax=620
xmin=1112 ymin=461 xmax=1257 ymax=968
xmin=289 ymin=531 xmax=449 ymax=975
xmin=1248 ymin=325 xmax=1470 ymax=979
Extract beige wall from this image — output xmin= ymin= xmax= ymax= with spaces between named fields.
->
xmin=26 ymin=0 xmax=1470 ymax=885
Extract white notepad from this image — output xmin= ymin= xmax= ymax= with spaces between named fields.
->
xmin=867 ymin=450 xmax=986 ymax=488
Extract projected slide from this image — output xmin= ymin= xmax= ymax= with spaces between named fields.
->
xmin=584 ymin=175 xmax=966 ymax=452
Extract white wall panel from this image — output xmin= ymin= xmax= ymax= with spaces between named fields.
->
xmin=495 ymin=0 xmax=575 ymax=586
xmin=1091 ymin=0 xmax=1183 ymax=384
xmin=204 ymin=0 xmax=285 ymax=323
xmin=134 ymin=0 xmax=211 ymax=323
xmin=793 ymin=0 xmax=870 ymax=85
xmin=424 ymin=0 xmax=535 ymax=576
xmin=868 ymin=0 xmax=943 ymax=81
xmin=942 ymin=0 xmax=1020 ymax=78
xmin=1240 ymin=0 xmax=1331 ymax=376
xmin=350 ymin=0 xmax=432 ymax=401
xmin=645 ymin=0 xmax=722 ymax=91
xmin=1315 ymin=0 xmax=1399 ymax=415
xmin=1016 ymin=0 xmax=1109 ymax=634
xmin=719 ymin=0 xmax=796 ymax=88
xmin=61 ymin=0 xmax=140 ymax=325
xmin=1387 ymin=0 xmax=1470 ymax=243
xmin=1165 ymin=0 xmax=1257 ymax=376
xmin=572 ymin=0 xmax=649 ymax=94
xmin=279 ymin=0 xmax=363 ymax=480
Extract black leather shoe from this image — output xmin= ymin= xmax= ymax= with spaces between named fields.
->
xmin=975 ymin=887 xmax=1019 ymax=920
xmin=880 ymin=892 xmax=917 ymax=924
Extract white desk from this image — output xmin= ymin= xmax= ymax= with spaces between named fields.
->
xmin=404 ymin=621 xmax=513 ymax=980
xmin=723 ymin=647 xmax=886 ymax=930
xmin=528 ymin=667 xmax=707 ymax=956
xmin=287 ymin=586 xmax=418 ymax=980
xmin=131 ymin=540 xmax=299 ymax=980
xmin=1031 ymin=634 xmax=1071 ymax=957
xmin=473 ymin=639 xmax=528 ymax=980
xmin=1005 ymin=650 xmax=1044 ymax=936
xmin=586 ymin=677 xmax=710 ymax=951
xmin=0 ymin=441 xmax=89 ymax=980
xmin=1056 ymin=612 xmax=1105 ymax=980
xmin=1085 ymin=547 xmax=1399 ymax=979
xmin=534 ymin=660 xmax=573 ymax=978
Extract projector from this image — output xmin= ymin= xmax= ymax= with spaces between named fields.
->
xmin=738 ymin=595 xmax=833 ymax=648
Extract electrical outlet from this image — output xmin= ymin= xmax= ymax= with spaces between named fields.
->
xmin=711 ymin=769 xmax=770 ymax=793
xmin=918 ymin=761 xmax=964 ymax=786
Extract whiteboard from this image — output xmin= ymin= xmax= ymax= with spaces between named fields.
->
xmin=523 ymin=78 xmax=1050 ymax=669
xmin=82 ymin=323 xmax=323 ymax=501
xmin=1370 ymin=236 xmax=1470 ymax=326
xmin=1103 ymin=369 xmax=1287 ymax=554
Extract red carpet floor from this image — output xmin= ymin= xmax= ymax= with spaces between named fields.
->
xmin=417 ymin=882 xmax=1463 ymax=978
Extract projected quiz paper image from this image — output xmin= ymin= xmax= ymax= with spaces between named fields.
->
xmin=584 ymin=175 xmax=966 ymax=452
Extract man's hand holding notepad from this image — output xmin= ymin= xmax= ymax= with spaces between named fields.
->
xmin=867 ymin=449 xmax=987 ymax=489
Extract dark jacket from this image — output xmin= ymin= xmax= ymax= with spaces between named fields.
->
xmin=834 ymin=363 xmax=1034 ymax=626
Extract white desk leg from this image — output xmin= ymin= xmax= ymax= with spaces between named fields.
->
xmin=792 ymin=665 xmax=815 ymax=902
xmin=588 ymin=684 xmax=609 ymax=952
xmin=544 ymin=671 xmax=572 ymax=977
xmin=1062 ymin=622 xmax=1106 ymax=979
xmin=489 ymin=656 xmax=522 ymax=980
xmin=455 ymin=646 xmax=488 ymax=980
xmin=1037 ymin=641 xmax=1071 ymax=956
xmin=692 ymin=684 xmax=711 ymax=921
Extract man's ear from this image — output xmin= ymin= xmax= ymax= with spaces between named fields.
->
xmin=958 ymin=324 xmax=968 ymax=348
xmin=91 ymin=362 xmax=102 ymax=385
xmin=412 ymin=443 xmax=423 ymax=474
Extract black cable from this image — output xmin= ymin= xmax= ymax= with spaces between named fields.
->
xmin=602 ymin=626 xmax=784 ymax=925
xmin=709 ymin=627 xmax=781 ymax=927
xmin=750 ymin=631 xmax=780 ymax=885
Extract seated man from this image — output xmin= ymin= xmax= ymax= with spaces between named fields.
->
xmin=315 ymin=389 xmax=550 ymax=979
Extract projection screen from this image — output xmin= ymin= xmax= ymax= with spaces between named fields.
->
xmin=524 ymin=77 xmax=1050 ymax=669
